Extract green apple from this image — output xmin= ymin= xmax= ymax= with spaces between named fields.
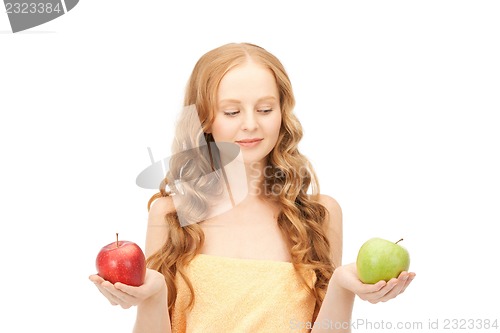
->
xmin=356 ymin=237 xmax=410 ymax=284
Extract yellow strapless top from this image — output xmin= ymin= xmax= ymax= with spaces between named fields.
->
xmin=170 ymin=254 xmax=317 ymax=333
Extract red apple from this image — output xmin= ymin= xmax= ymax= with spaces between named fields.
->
xmin=96 ymin=233 xmax=146 ymax=286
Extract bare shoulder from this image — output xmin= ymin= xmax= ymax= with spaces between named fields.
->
xmin=317 ymin=194 xmax=343 ymax=267
xmin=318 ymin=194 xmax=342 ymax=220
xmin=148 ymin=196 xmax=176 ymax=222
xmin=145 ymin=196 xmax=176 ymax=258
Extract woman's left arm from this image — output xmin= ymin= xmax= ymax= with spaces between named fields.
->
xmin=314 ymin=264 xmax=415 ymax=332
xmin=311 ymin=194 xmax=353 ymax=332
xmin=312 ymin=195 xmax=416 ymax=332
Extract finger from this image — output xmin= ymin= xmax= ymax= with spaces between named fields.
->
xmin=354 ymin=281 xmax=381 ymax=301
xmin=90 ymin=277 xmax=135 ymax=308
xmin=393 ymin=271 xmax=413 ymax=294
xmin=99 ymin=282 xmax=135 ymax=304
xmin=399 ymin=273 xmax=416 ymax=294
xmin=102 ymin=281 xmax=145 ymax=307
xmin=89 ymin=274 xmax=105 ymax=284
xmin=114 ymin=282 xmax=141 ymax=298
xmin=379 ymin=279 xmax=406 ymax=302
xmin=356 ymin=280 xmax=388 ymax=302
xmin=90 ymin=275 xmax=113 ymax=293
xmin=373 ymin=280 xmax=387 ymax=291
xmin=96 ymin=281 xmax=134 ymax=307
xmin=93 ymin=282 xmax=120 ymax=306
xmin=363 ymin=280 xmax=387 ymax=293
xmin=378 ymin=272 xmax=413 ymax=302
xmin=102 ymin=284 xmax=136 ymax=308
xmin=370 ymin=279 xmax=392 ymax=295
xmin=114 ymin=282 xmax=152 ymax=302
xmin=107 ymin=286 xmax=139 ymax=307
xmin=369 ymin=278 xmax=399 ymax=302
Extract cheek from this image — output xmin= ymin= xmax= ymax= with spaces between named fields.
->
xmin=210 ymin=122 xmax=222 ymax=139
xmin=210 ymin=118 xmax=232 ymax=140
xmin=269 ymin=113 xmax=282 ymax=137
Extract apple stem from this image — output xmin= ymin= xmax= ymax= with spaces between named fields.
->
xmin=116 ymin=233 xmax=119 ymax=248
xmin=395 ymin=238 xmax=403 ymax=244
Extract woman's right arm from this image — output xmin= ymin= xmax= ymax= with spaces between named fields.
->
xmin=89 ymin=196 xmax=174 ymax=333
xmin=131 ymin=271 xmax=170 ymax=333
xmin=133 ymin=196 xmax=175 ymax=333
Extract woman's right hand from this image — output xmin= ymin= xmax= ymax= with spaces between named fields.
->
xmin=89 ymin=268 xmax=166 ymax=309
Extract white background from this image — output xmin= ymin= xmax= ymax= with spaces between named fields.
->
xmin=1 ymin=1 xmax=499 ymax=332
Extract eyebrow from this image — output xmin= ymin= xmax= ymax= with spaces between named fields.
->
xmin=218 ymin=96 xmax=278 ymax=104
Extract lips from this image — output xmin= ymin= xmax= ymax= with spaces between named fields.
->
xmin=236 ymin=138 xmax=263 ymax=143
xmin=235 ymin=138 xmax=263 ymax=148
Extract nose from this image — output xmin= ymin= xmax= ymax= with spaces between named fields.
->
xmin=241 ymin=111 xmax=258 ymax=131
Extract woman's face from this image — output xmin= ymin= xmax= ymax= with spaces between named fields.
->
xmin=210 ymin=61 xmax=282 ymax=167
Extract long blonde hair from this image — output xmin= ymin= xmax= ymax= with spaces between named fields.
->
xmin=146 ymin=43 xmax=334 ymax=321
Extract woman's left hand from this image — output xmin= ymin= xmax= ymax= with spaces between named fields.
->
xmin=333 ymin=263 xmax=416 ymax=304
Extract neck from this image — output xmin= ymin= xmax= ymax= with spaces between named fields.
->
xmin=245 ymin=160 xmax=268 ymax=197
xmin=218 ymin=152 xmax=268 ymax=203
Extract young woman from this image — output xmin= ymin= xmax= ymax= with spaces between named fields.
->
xmin=90 ymin=42 xmax=415 ymax=333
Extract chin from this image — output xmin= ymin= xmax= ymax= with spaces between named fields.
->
xmin=241 ymin=155 xmax=267 ymax=167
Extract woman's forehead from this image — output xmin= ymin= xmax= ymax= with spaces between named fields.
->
xmin=217 ymin=63 xmax=279 ymax=103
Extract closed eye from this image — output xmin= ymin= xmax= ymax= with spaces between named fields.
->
xmin=224 ymin=110 xmax=240 ymax=116
xmin=258 ymin=109 xmax=273 ymax=114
